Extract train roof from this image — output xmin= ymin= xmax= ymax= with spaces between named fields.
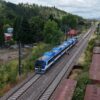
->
xmin=39 ymin=56 xmax=50 ymax=61
xmin=43 ymin=51 xmax=55 ymax=56
xmin=59 ymin=45 xmax=65 ymax=49
xmin=37 ymin=37 xmax=77 ymax=63
xmin=63 ymin=42 xmax=69 ymax=46
xmin=68 ymin=37 xmax=77 ymax=42
xmin=38 ymin=51 xmax=55 ymax=62
xmin=71 ymin=37 xmax=77 ymax=41
xmin=67 ymin=39 xmax=73 ymax=43
xmin=93 ymin=47 xmax=100 ymax=54
xmin=52 ymin=47 xmax=61 ymax=51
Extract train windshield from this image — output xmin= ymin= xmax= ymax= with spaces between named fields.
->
xmin=35 ymin=60 xmax=46 ymax=68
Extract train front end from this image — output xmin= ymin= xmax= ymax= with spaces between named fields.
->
xmin=35 ymin=60 xmax=46 ymax=74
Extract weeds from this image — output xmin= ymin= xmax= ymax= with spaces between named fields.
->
xmin=0 ymin=42 xmax=52 ymax=96
xmin=72 ymin=37 xmax=96 ymax=100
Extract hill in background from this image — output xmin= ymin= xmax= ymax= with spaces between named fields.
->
xmin=0 ymin=0 xmax=83 ymax=25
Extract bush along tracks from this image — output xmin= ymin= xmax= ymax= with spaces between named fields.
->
xmin=72 ymin=34 xmax=96 ymax=100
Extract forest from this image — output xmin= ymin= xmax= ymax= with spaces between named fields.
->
xmin=0 ymin=0 xmax=87 ymax=46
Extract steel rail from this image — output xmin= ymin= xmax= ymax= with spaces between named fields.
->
xmin=0 ymin=25 xmax=97 ymax=100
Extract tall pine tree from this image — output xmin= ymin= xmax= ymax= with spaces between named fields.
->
xmin=0 ymin=18 xmax=4 ymax=47
xmin=13 ymin=17 xmax=33 ymax=44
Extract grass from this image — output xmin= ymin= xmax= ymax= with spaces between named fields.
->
xmin=0 ymin=42 xmax=53 ymax=96
xmin=73 ymin=72 xmax=91 ymax=100
xmin=0 ymin=61 xmax=18 ymax=96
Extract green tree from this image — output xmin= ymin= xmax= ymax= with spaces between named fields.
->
xmin=30 ymin=16 xmax=45 ymax=42
xmin=13 ymin=17 xmax=33 ymax=44
xmin=49 ymin=14 xmax=54 ymax=21
xmin=44 ymin=20 xmax=63 ymax=45
xmin=13 ymin=17 xmax=21 ymax=41
xmin=13 ymin=17 xmax=21 ymax=40
xmin=62 ymin=14 xmax=78 ymax=32
xmin=0 ymin=18 xmax=4 ymax=46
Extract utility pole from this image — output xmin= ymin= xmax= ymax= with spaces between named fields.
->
xmin=65 ymin=25 xmax=70 ymax=40
xmin=65 ymin=26 xmax=67 ymax=40
xmin=18 ymin=41 xmax=22 ymax=76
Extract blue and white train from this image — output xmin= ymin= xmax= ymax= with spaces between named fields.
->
xmin=35 ymin=37 xmax=78 ymax=74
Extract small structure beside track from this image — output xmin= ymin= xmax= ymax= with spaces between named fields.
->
xmin=84 ymin=46 xmax=100 ymax=100
xmin=93 ymin=47 xmax=100 ymax=54
xmin=84 ymin=85 xmax=100 ymax=100
xmin=52 ymin=79 xmax=77 ymax=100
xmin=95 ymin=40 xmax=100 ymax=46
xmin=89 ymin=47 xmax=100 ymax=84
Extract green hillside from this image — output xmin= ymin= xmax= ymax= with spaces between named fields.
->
xmin=0 ymin=0 xmax=87 ymax=45
xmin=0 ymin=0 xmax=84 ymax=25
xmin=0 ymin=0 xmax=68 ymax=24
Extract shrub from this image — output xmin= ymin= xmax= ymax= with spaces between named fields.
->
xmin=73 ymin=38 xmax=95 ymax=100
xmin=73 ymin=72 xmax=91 ymax=100
xmin=0 ymin=60 xmax=18 ymax=94
xmin=0 ymin=42 xmax=53 ymax=95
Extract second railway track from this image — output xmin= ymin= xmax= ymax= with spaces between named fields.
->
xmin=38 ymin=25 xmax=97 ymax=100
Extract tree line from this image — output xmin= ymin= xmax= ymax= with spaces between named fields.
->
xmin=0 ymin=0 xmax=86 ymax=46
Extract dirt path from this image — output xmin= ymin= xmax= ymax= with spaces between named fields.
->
xmin=0 ymin=48 xmax=30 ymax=64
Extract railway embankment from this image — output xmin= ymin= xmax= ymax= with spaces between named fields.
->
xmin=68 ymin=33 xmax=97 ymax=100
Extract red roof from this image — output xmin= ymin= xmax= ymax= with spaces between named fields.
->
xmin=52 ymin=79 xmax=77 ymax=100
xmin=4 ymin=33 xmax=12 ymax=41
xmin=89 ymin=54 xmax=100 ymax=83
xmin=68 ymin=29 xmax=77 ymax=35
xmin=84 ymin=85 xmax=100 ymax=100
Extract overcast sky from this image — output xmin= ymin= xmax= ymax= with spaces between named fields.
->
xmin=5 ymin=0 xmax=100 ymax=19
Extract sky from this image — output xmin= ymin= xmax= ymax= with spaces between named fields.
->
xmin=5 ymin=0 xmax=100 ymax=19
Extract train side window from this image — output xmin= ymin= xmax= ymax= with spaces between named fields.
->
xmin=48 ymin=58 xmax=54 ymax=64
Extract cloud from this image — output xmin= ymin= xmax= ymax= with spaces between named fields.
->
xmin=5 ymin=0 xmax=100 ymax=19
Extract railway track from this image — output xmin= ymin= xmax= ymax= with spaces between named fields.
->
xmin=1 ymin=25 xmax=97 ymax=100
xmin=1 ymin=73 xmax=40 ymax=100
xmin=39 ymin=26 xmax=96 ymax=100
